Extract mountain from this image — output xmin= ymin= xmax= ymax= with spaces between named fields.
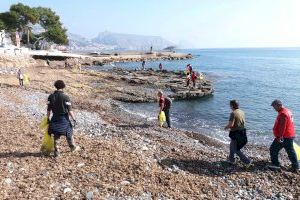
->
xmin=68 ymin=33 xmax=113 ymax=51
xmin=92 ymin=31 xmax=174 ymax=50
xmin=67 ymin=32 xmax=175 ymax=51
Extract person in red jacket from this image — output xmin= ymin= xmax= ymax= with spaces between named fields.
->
xmin=269 ymin=99 xmax=299 ymax=172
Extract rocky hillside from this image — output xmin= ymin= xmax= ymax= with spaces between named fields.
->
xmin=68 ymin=32 xmax=175 ymax=51
xmin=68 ymin=33 xmax=113 ymax=51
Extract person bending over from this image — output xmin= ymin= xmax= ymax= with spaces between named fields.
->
xmin=157 ymin=90 xmax=172 ymax=128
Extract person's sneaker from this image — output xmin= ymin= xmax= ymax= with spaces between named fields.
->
xmin=268 ymin=165 xmax=281 ymax=171
xmin=71 ymin=146 xmax=80 ymax=152
xmin=290 ymin=168 xmax=299 ymax=174
xmin=244 ymin=160 xmax=253 ymax=169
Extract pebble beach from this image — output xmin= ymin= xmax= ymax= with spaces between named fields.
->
xmin=0 ymin=53 xmax=299 ymax=199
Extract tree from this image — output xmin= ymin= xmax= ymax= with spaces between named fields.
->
xmin=0 ymin=3 xmax=68 ymax=47
xmin=44 ymin=25 xmax=68 ymax=45
xmin=34 ymin=7 xmax=68 ymax=45
xmin=0 ymin=12 xmax=18 ymax=30
xmin=0 ymin=19 xmax=5 ymax=30
xmin=21 ymin=31 xmax=38 ymax=45
xmin=9 ymin=3 xmax=39 ymax=31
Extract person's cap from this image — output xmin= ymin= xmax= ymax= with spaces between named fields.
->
xmin=271 ymin=99 xmax=282 ymax=106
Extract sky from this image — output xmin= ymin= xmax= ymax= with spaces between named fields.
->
xmin=1 ymin=0 xmax=300 ymax=48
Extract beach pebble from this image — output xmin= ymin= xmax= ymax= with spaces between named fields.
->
xmin=120 ymin=181 xmax=131 ymax=185
xmin=63 ymin=187 xmax=72 ymax=193
xmin=142 ymin=146 xmax=149 ymax=151
xmin=77 ymin=163 xmax=85 ymax=167
xmin=86 ymin=191 xmax=94 ymax=200
xmin=172 ymin=165 xmax=180 ymax=172
xmin=4 ymin=178 xmax=12 ymax=185
xmin=7 ymin=161 xmax=14 ymax=173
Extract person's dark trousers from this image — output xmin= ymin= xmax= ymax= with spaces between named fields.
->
xmin=186 ymin=79 xmax=190 ymax=87
xmin=54 ymin=134 xmax=75 ymax=154
xmin=19 ymin=79 xmax=23 ymax=86
xmin=163 ymin=109 xmax=171 ymax=128
xmin=229 ymin=139 xmax=251 ymax=164
xmin=270 ymin=138 xmax=299 ymax=169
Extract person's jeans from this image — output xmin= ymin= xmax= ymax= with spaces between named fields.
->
xmin=229 ymin=139 xmax=251 ymax=164
xmin=54 ymin=134 xmax=76 ymax=153
xmin=270 ymin=138 xmax=299 ymax=169
xmin=163 ymin=109 xmax=171 ymax=128
xmin=19 ymin=79 xmax=23 ymax=86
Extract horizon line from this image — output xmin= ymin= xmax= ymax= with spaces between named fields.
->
xmin=181 ymin=46 xmax=300 ymax=50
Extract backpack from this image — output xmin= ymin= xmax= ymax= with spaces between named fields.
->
xmin=164 ymin=97 xmax=172 ymax=109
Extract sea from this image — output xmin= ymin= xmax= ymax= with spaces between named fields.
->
xmin=99 ymin=48 xmax=300 ymax=145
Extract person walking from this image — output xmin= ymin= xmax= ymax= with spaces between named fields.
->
xmin=157 ymin=90 xmax=172 ymax=128
xmin=17 ymin=68 xmax=24 ymax=86
xmin=159 ymin=63 xmax=163 ymax=71
xmin=141 ymin=60 xmax=146 ymax=70
xmin=47 ymin=80 xmax=80 ymax=157
xmin=269 ymin=99 xmax=299 ymax=172
xmin=225 ymin=100 xmax=251 ymax=166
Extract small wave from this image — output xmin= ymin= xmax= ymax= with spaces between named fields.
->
xmin=118 ymin=103 xmax=152 ymax=120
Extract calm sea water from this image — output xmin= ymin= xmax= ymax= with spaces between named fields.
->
xmin=108 ymin=48 xmax=300 ymax=145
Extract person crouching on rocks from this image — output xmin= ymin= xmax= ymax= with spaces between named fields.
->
xmin=224 ymin=100 xmax=251 ymax=166
xmin=269 ymin=99 xmax=299 ymax=172
xmin=47 ymin=80 xmax=80 ymax=157
xmin=157 ymin=90 xmax=172 ymax=128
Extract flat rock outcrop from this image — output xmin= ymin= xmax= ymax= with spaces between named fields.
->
xmin=108 ymin=68 xmax=214 ymax=102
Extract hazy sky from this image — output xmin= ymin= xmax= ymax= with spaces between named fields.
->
xmin=1 ymin=0 xmax=300 ymax=48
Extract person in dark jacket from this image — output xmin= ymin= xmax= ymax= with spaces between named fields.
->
xmin=47 ymin=80 xmax=80 ymax=157
xmin=159 ymin=63 xmax=163 ymax=71
xmin=141 ymin=60 xmax=146 ymax=70
xmin=225 ymin=100 xmax=251 ymax=165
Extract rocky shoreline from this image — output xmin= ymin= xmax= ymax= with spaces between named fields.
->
xmin=0 ymin=51 xmax=192 ymax=70
xmin=0 ymin=57 xmax=299 ymax=199
xmin=98 ymin=68 xmax=214 ymax=102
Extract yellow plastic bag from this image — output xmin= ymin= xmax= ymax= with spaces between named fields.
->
xmin=39 ymin=116 xmax=54 ymax=153
xmin=159 ymin=111 xmax=166 ymax=127
xmin=40 ymin=130 xmax=54 ymax=153
xmin=294 ymin=142 xmax=300 ymax=160
xmin=39 ymin=116 xmax=49 ymax=130
xmin=23 ymin=74 xmax=30 ymax=85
